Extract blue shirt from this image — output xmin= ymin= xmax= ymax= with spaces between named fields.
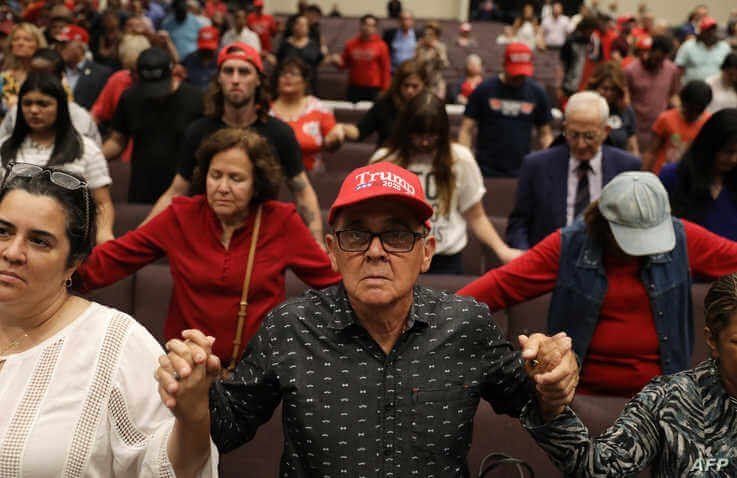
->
xmin=181 ymin=51 xmax=218 ymax=90
xmin=162 ymin=13 xmax=205 ymax=59
xmin=660 ymin=163 xmax=737 ymax=241
xmin=675 ymin=39 xmax=731 ymax=84
xmin=65 ymin=59 xmax=86 ymax=91
xmin=391 ymin=29 xmax=416 ymax=70
xmin=464 ymin=76 xmax=552 ymax=177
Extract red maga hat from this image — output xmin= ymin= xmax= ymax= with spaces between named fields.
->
xmin=56 ymin=24 xmax=89 ymax=44
xmin=504 ymin=42 xmax=534 ymax=77
xmin=328 ymin=163 xmax=433 ymax=228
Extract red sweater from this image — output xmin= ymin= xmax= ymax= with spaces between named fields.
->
xmin=341 ymin=34 xmax=391 ymax=90
xmin=459 ymin=220 xmax=737 ymax=396
xmin=78 ymin=196 xmax=341 ymax=361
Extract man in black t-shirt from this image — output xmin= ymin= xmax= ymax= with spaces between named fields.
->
xmin=102 ymin=47 xmax=204 ymax=203
xmin=143 ymin=42 xmax=324 ymax=245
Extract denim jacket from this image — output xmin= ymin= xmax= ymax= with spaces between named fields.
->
xmin=548 ymin=218 xmax=692 ymax=375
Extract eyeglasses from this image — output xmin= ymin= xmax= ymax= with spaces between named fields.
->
xmin=564 ymin=130 xmax=601 ymax=145
xmin=334 ymin=229 xmax=427 ymax=253
xmin=1 ymin=162 xmax=90 ymax=242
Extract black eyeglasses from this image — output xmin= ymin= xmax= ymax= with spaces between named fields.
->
xmin=334 ymin=229 xmax=427 ymax=253
xmin=1 ymin=162 xmax=90 ymax=242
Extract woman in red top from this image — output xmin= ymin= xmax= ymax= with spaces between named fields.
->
xmin=459 ymin=172 xmax=737 ymax=397
xmin=77 ymin=129 xmax=341 ymax=364
xmin=270 ymin=57 xmax=340 ymax=172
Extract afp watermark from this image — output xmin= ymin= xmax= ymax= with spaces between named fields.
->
xmin=690 ymin=457 xmax=730 ymax=472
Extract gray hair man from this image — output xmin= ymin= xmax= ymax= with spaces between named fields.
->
xmin=507 ymin=91 xmax=642 ymax=249
xmin=154 ymin=162 xmax=579 ymax=476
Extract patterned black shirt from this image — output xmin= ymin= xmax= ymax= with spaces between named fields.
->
xmin=209 ymin=284 xmax=535 ymax=477
xmin=523 ymin=360 xmax=737 ymax=477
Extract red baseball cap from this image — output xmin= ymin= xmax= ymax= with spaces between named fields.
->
xmin=504 ymin=43 xmax=534 ymax=77
xmin=0 ymin=20 xmax=13 ymax=36
xmin=616 ymin=14 xmax=635 ymax=25
xmin=56 ymin=24 xmax=89 ymax=44
xmin=328 ymin=163 xmax=433 ymax=228
xmin=217 ymin=42 xmax=263 ymax=72
xmin=197 ymin=26 xmax=219 ymax=51
xmin=699 ymin=17 xmax=717 ymax=32
xmin=253 ymin=0 xmax=264 ymax=7
xmin=635 ymin=35 xmax=653 ymax=50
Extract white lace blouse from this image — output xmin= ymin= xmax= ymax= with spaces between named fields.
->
xmin=0 ymin=302 xmax=218 ymax=477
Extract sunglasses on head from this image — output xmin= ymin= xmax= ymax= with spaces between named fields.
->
xmin=1 ymin=162 xmax=90 ymax=242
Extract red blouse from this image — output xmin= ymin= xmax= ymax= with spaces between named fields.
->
xmin=78 ymin=196 xmax=341 ymax=360
xmin=459 ymin=220 xmax=737 ymax=396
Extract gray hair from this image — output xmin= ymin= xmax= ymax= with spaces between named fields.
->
xmin=466 ymin=53 xmax=482 ymax=68
xmin=565 ymin=91 xmax=609 ymax=125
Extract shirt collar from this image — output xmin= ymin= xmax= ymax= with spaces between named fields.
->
xmin=569 ymin=148 xmax=602 ymax=176
xmin=327 ymin=285 xmax=429 ymax=331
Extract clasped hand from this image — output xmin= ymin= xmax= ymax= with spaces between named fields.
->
xmin=518 ymin=332 xmax=580 ymax=421
xmin=154 ymin=330 xmax=221 ymax=425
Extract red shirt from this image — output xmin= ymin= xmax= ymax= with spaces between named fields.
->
xmin=270 ymin=96 xmax=337 ymax=171
xmin=458 ymin=220 xmax=737 ymax=396
xmin=341 ymin=34 xmax=391 ymax=90
xmin=247 ymin=12 xmax=278 ymax=53
xmin=77 ymin=196 xmax=341 ymax=361
xmin=651 ymin=108 xmax=710 ymax=174
xmin=204 ymin=0 xmax=227 ymax=19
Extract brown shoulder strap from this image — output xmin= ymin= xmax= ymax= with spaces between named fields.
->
xmin=229 ymin=204 xmax=263 ymax=370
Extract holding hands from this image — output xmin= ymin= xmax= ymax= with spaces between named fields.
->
xmin=155 ymin=330 xmax=221 ymax=425
xmin=518 ymin=332 xmax=579 ymax=421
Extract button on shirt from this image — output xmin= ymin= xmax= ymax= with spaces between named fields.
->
xmin=209 ymin=285 xmax=535 ymax=477
xmin=566 ymin=151 xmax=602 ymax=225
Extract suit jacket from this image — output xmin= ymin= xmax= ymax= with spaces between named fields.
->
xmin=506 ymin=144 xmax=642 ymax=249
xmin=72 ymin=60 xmax=112 ymax=110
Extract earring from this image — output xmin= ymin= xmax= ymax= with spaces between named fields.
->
xmin=65 ymin=278 xmax=72 ymax=288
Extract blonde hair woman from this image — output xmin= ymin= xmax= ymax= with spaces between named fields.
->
xmin=1 ymin=23 xmax=46 ymax=112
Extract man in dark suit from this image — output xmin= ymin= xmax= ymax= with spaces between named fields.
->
xmin=56 ymin=24 xmax=112 ymax=110
xmin=382 ymin=10 xmax=419 ymax=71
xmin=507 ymin=91 xmax=641 ymax=249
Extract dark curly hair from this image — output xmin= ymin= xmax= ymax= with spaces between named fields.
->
xmin=704 ymin=273 xmax=737 ymax=343
xmin=272 ymin=56 xmax=313 ymax=96
xmin=192 ymin=128 xmax=283 ymax=202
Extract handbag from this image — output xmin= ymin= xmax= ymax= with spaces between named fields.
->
xmin=227 ymin=203 xmax=263 ymax=372
xmin=478 ymin=452 xmax=535 ymax=478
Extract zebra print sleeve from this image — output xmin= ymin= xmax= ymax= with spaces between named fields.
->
xmin=521 ymin=378 xmax=669 ymax=477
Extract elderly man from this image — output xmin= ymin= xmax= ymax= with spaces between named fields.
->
xmin=55 ymin=24 xmax=112 ymax=109
xmin=155 ymin=162 xmax=579 ymax=476
xmin=507 ymin=91 xmax=641 ymax=249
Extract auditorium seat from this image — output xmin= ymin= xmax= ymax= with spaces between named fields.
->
xmin=109 ymin=159 xmax=131 ymax=203
xmin=322 ymin=142 xmax=375 ymax=172
xmin=81 ymin=275 xmax=135 ymax=316
xmin=691 ymin=282 xmax=711 ymax=366
xmin=113 ymin=202 xmax=152 ymax=237
xmin=505 ymin=293 xmax=552 ymax=340
xmin=482 ymin=178 xmax=518 ymax=218
xmin=219 ymin=405 xmax=284 ymax=478
xmin=309 ymin=174 xmax=348 ymax=207
xmin=461 ymin=233 xmax=487 ymax=275
xmin=482 ymin=215 xmax=508 ymax=271
xmin=132 ymin=264 xmax=172 ymax=344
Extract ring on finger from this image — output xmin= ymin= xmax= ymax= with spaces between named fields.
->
xmin=172 ymin=370 xmax=182 ymax=381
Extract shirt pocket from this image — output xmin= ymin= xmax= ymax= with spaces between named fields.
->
xmin=407 ymin=383 xmax=480 ymax=459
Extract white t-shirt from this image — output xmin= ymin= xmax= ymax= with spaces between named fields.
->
xmin=0 ymin=302 xmax=218 ymax=477
xmin=0 ymin=134 xmax=112 ymax=190
xmin=541 ymin=15 xmax=570 ymax=48
xmin=706 ymin=73 xmax=737 ymax=113
xmin=370 ymin=143 xmax=486 ymax=255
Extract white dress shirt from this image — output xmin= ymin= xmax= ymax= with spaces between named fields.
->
xmin=566 ymin=149 xmax=602 ymax=225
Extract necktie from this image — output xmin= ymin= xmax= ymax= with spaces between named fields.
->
xmin=574 ymin=162 xmax=592 ymax=218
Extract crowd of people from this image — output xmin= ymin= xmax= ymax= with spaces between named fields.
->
xmin=1 ymin=0 xmax=737 ymax=476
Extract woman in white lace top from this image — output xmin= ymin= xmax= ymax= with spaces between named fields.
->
xmin=0 ymin=169 xmax=217 ymax=477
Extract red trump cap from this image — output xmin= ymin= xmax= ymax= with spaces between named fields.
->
xmin=328 ymin=163 xmax=433 ymax=227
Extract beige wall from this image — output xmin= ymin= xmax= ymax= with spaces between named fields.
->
xmin=264 ymin=0 xmax=734 ymax=24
